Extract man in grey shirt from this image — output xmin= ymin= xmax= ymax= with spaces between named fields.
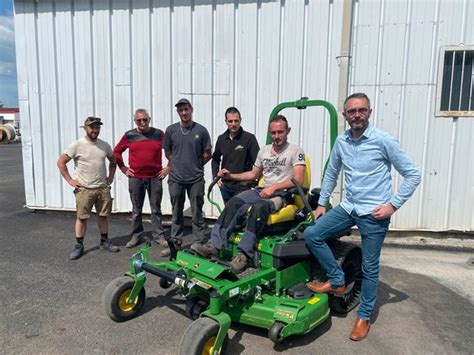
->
xmin=162 ymin=98 xmax=212 ymax=257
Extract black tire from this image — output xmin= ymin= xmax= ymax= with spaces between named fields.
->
xmin=185 ymin=298 xmax=209 ymax=320
xmin=159 ymin=277 xmax=172 ymax=289
xmin=268 ymin=321 xmax=285 ymax=343
xmin=102 ymin=276 xmax=146 ymax=322
xmin=328 ymin=240 xmax=362 ymax=314
xmin=179 ymin=317 xmax=228 ymax=355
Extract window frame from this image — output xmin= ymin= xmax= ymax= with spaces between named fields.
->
xmin=435 ymin=45 xmax=474 ymax=117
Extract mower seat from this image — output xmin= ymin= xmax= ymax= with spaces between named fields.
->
xmin=258 ymin=156 xmax=311 ymax=226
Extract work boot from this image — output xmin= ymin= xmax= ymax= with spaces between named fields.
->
xmin=306 ymin=281 xmax=346 ymax=296
xmin=69 ymin=243 xmax=84 ymax=260
xmin=126 ymin=235 xmax=141 ymax=248
xmin=350 ymin=318 xmax=371 ymax=341
xmin=190 ymin=241 xmax=218 ymax=258
xmin=100 ymin=238 xmax=120 ymax=252
xmin=230 ymin=252 xmax=250 ymax=274
xmin=160 ymin=240 xmax=182 ymax=257
xmin=155 ymin=235 xmax=168 ymax=247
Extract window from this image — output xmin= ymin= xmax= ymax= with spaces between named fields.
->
xmin=436 ymin=46 xmax=474 ymax=117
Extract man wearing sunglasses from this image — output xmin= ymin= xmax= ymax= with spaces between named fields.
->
xmin=114 ymin=109 xmax=169 ymax=249
xmin=304 ymin=93 xmax=421 ymax=341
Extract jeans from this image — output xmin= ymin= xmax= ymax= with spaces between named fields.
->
xmin=210 ymin=189 xmax=275 ymax=258
xmin=304 ymin=205 xmax=390 ymax=320
xmin=128 ymin=177 xmax=164 ymax=239
xmin=168 ymin=180 xmax=206 ymax=243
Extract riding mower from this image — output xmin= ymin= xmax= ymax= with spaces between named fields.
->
xmin=103 ymin=98 xmax=362 ymax=354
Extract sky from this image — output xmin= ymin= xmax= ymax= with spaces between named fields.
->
xmin=0 ymin=0 xmax=18 ymax=108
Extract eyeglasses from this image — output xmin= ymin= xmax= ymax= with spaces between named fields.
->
xmin=136 ymin=118 xmax=149 ymax=123
xmin=345 ymin=108 xmax=370 ymax=116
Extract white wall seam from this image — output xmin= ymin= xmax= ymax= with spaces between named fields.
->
xmin=34 ymin=2 xmax=46 ymax=206
xmin=417 ymin=0 xmax=440 ymax=228
xmin=254 ymin=0 xmax=260 ymax=135
xmin=52 ymin=0 xmax=64 ymax=208
xmin=392 ymin=0 xmax=412 ymax=228
xmin=373 ymin=0 xmax=385 ymax=128
xmin=323 ymin=1 xmax=333 ymax=167
xmin=277 ymin=0 xmax=284 ymax=104
xmin=298 ymin=0 xmax=308 ymax=145
xmin=443 ymin=0 xmax=469 ymax=228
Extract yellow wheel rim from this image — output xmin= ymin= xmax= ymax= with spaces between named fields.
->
xmin=202 ymin=336 xmax=216 ymax=355
xmin=118 ymin=290 xmax=138 ymax=312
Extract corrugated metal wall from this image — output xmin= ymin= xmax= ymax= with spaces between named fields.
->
xmin=14 ymin=0 xmax=344 ymax=220
xmin=14 ymin=0 xmax=473 ymax=231
xmin=350 ymin=0 xmax=473 ymax=231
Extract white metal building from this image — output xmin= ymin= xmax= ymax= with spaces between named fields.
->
xmin=14 ymin=0 xmax=474 ymax=231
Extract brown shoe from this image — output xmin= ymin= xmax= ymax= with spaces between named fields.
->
xmin=230 ymin=252 xmax=250 ymax=274
xmin=126 ymin=235 xmax=141 ymax=248
xmin=190 ymin=241 xmax=218 ymax=258
xmin=306 ymin=281 xmax=346 ymax=296
xmin=160 ymin=240 xmax=182 ymax=257
xmin=350 ymin=318 xmax=370 ymax=341
xmin=155 ymin=236 xmax=168 ymax=247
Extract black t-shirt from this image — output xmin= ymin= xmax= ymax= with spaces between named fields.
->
xmin=211 ymin=127 xmax=260 ymax=190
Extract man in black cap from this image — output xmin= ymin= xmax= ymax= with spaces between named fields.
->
xmin=57 ymin=117 xmax=119 ymax=260
xmin=161 ymin=99 xmax=212 ymax=256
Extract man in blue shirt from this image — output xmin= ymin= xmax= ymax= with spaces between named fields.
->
xmin=304 ymin=93 xmax=420 ymax=341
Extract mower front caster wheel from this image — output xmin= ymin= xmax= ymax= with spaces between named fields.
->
xmin=185 ymin=298 xmax=209 ymax=320
xmin=159 ymin=277 xmax=172 ymax=289
xmin=102 ymin=276 xmax=145 ymax=322
xmin=268 ymin=321 xmax=285 ymax=343
xmin=179 ymin=317 xmax=228 ymax=355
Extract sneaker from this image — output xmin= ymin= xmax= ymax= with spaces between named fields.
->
xmin=230 ymin=252 xmax=250 ymax=274
xmin=70 ymin=243 xmax=84 ymax=260
xmin=155 ymin=235 xmax=168 ymax=247
xmin=190 ymin=241 xmax=218 ymax=258
xmin=100 ymin=238 xmax=120 ymax=252
xmin=126 ymin=235 xmax=141 ymax=248
xmin=160 ymin=240 xmax=182 ymax=257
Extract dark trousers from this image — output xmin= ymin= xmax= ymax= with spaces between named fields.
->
xmin=128 ymin=176 xmax=164 ymax=239
xmin=219 ymin=184 xmax=243 ymax=205
xmin=209 ymin=189 xmax=275 ymax=258
xmin=168 ymin=179 xmax=206 ymax=243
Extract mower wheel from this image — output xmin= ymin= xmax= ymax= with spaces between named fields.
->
xmin=102 ymin=276 xmax=145 ymax=322
xmin=268 ymin=321 xmax=285 ymax=343
xmin=159 ymin=277 xmax=172 ymax=289
xmin=329 ymin=241 xmax=362 ymax=314
xmin=179 ymin=317 xmax=228 ymax=355
xmin=185 ymin=298 xmax=209 ymax=320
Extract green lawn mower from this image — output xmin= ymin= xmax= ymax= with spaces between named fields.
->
xmin=103 ymin=98 xmax=362 ymax=354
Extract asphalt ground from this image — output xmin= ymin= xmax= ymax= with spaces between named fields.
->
xmin=1 ymin=143 xmax=473 ymax=354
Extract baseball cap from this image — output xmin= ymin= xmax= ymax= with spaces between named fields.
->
xmin=174 ymin=98 xmax=192 ymax=107
xmin=81 ymin=117 xmax=103 ymax=127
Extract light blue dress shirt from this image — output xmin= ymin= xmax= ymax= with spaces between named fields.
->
xmin=319 ymin=123 xmax=421 ymax=216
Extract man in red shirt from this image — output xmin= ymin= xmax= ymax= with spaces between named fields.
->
xmin=114 ymin=109 xmax=169 ymax=248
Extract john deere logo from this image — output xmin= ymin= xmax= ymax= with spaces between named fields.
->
xmin=235 ymin=145 xmax=244 ymax=151
xmin=193 ymin=262 xmax=200 ymax=268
